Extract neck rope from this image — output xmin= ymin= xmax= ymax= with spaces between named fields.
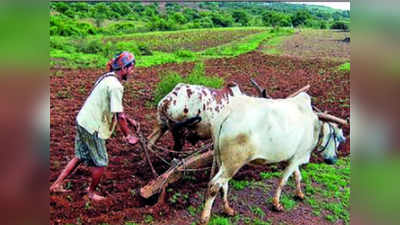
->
xmin=316 ymin=122 xmax=337 ymax=153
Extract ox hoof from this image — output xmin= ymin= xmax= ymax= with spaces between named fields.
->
xmin=199 ymin=216 xmax=210 ymax=225
xmin=295 ymin=192 xmax=305 ymax=201
xmin=224 ymin=207 xmax=236 ymax=217
xmin=273 ymin=203 xmax=284 ymax=212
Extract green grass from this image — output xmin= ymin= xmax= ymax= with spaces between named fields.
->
xmin=144 ymin=215 xmax=154 ymax=224
xmin=250 ymin=206 xmax=266 ymax=219
xmin=280 ymin=194 xmax=297 ymax=211
xmin=259 ymin=171 xmax=281 ymax=179
xmin=302 ymin=157 xmax=350 ymax=224
xmin=262 ymin=34 xmax=290 ymax=55
xmin=124 ymin=222 xmax=138 ymax=225
xmin=337 ymin=62 xmax=350 ymax=72
xmin=50 ymin=27 xmax=294 ymax=69
xmin=209 ymin=215 xmax=232 ymax=225
xmin=229 ymin=179 xmax=250 ymax=191
xmin=153 ymin=62 xmax=224 ymax=105
xmin=202 ymin=28 xmax=293 ymax=58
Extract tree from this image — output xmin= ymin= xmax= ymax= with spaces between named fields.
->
xmin=210 ymin=12 xmax=232 ymax=27
xmin=232 ymin=10 xmax=249 ymax=26
xmin=172 ymin=12 xmax=187 ymax=25
xmin=320 ymin=21 xmax=327 ymax=29
xmin=183 ymin=8 xmax=199 ymax=20
xmin=291 ymin=10 xmax=311 ymax=27
xmin=54 ymin=2 xmax=69 ymax=14
xmin=110 ymin=2 xmax=131 ymax=17
xmin=93 ymin=3 xmax=109 ymax=27
xmin=262 ymin=11 xmax=284 ymax=27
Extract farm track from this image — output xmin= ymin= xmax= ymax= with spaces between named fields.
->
xmin=50 ymin=50 xmax=349 ymax=225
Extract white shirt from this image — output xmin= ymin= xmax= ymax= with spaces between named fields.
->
xmin=77 ymin=72 xmax=124 ymax=139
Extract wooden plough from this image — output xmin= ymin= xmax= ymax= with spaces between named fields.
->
xmin=138 ymin=79 xmax=348 ymax=200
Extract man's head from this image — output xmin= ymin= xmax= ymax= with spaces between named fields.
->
xmin=106 ymin=51 xmax=135 ymax=81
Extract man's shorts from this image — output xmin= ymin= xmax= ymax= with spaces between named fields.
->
xmin=75 ymin=125 xmax=108 ymax=167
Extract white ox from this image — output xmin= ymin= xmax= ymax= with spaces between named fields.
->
xmin=147 ymin=82 xmax=242 ymax=151
xmin=200 ymin=93 xmax=346 ymax=224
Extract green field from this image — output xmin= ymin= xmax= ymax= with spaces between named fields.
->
xmin=50 ymin=27 xmax=294 ymax=68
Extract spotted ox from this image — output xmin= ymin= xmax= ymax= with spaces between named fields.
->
xmin=200 ymin=93 xmax=346 ymax=224
xmin=147 ymin=82 xmax=243 ymax=151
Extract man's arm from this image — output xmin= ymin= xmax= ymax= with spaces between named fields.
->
xmin=116 ymin=112 xmax=139 ymax=145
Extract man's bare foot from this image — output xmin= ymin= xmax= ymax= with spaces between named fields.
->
xmin=88 ymin=192 xmax=106 ymax=201
xmin=50 ymin=183 xmax=68 ymax=193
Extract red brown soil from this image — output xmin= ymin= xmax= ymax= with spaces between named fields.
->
xmin=50 ymin=51 xmax=349 ymax=225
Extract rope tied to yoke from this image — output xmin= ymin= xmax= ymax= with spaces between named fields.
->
xmin=133 ymin=121 xmax=213 ymax=173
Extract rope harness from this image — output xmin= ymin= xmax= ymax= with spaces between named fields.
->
xmin=316 ymin=122 xmax=337 ymax=153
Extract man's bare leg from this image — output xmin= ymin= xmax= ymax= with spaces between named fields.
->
xmin=50 ymin=157 xmax=81 ymax=192
xmin=87 ymin=167 xmax=106 ymax=201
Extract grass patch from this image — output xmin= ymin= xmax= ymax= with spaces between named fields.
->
xmin=144 ymin=215 xmax=153 ymax=224
xmin=302 ymin=157 xmax=350 ymax=224
xmin=250 ymin=206 xmax=266 ymax=219
xmin=153 ymin=62 xmax=224 ymax=105
xmin=252 ymin=218 xmax=271 ymax=225
xmin=209 ymin=215 xmax=232 ymax=225
xmin=280 ymin=194 xmax=297 ymax=211
xmin=259 ymin=171 xmax=281 ymax=180
xmin=202 ymin=28 xmax=293 ymax=58
xmin=229 ymin=179 xmax=250 ymax=191
xmin=337 ymin=62 xmax=350 ymax=72
xmin=50 ymin=27 xmax=293 ymax=69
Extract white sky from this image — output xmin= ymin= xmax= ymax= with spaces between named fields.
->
xmin=291 ymin=2 xmax=350 ymax=10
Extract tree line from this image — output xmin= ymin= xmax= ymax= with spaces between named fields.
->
xmin=50 ymin=2 xmax=350 ymax=36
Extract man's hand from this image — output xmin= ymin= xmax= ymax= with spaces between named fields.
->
xmin=125 ymin=134 xmax=139 ymax=145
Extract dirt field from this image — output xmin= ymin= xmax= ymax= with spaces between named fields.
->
xmin=262 ymin=29 xmax=350 ymax=62
xmin=50 ymin=32 xmax=350 ymax=225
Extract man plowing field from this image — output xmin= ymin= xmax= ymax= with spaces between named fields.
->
xmin=50 ymin=51 xmax=139 ymax=201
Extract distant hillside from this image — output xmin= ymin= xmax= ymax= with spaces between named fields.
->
xmin=49 ymin=2 xmax=350 ymax=37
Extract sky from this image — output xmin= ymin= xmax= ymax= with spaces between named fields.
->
xmin=291 ymin=2 xmax=351 ymax=10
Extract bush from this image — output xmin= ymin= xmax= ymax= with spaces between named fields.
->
xmin=113 ymin=41 xmax=141 ymax=57
xmin=137 ymin=43 xmax=152 ymax=56
xmin=105 ymin=21 xmax=136 ymax=34
xmin=320 ymin=21 xmax=327 ymax=29
xmin=330 ymin=21 xmax=349 ymax=30
xmin=153 ymin=62 xmax=224 ymax=105
xmin=153 ymin=72 xmax=185 ymax=105
xmin=174 ymin=49 xmax=195 ymax=58
xmin=186 ymin=62 xmax=223 ymax=88
xmin=76 ymin=38 xmax=104 ymax=54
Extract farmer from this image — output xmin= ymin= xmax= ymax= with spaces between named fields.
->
xmin=50 ymin=51 xmax=139 ymax=201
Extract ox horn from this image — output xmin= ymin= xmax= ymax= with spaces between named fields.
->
xmin=317 ymin=112 xmax=348 ymax=126
xmin=250 ymin=78 xmax=271 ymax=98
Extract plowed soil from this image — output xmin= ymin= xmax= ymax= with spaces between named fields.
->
xmin=50 ymin=51 xmax=349 ymax=225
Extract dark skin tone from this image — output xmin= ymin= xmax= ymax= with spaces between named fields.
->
xmin=50 ymin=63 xmax=139 ymax=201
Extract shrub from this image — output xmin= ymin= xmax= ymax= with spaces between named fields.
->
xmin=153 ymin=72 xmax=185 ymax=105
xmin=153 ymin=62 xmax=224 ymax=105
xmin=330 ymin=21 xmax=349 ymax=30
xmin=186 ymin=62 xmax=223 ymax=88
xmin=320 ymin=21 xmax=327 ymax=29
xmin=76 ymin=38 xmax=104 ymax=54
xmin=113 ymin=41 xmax=141 ymax=56
xmin=174 ymin=49 xmax=195 ymax=58
xmin=105 ymin=22 xmax=136 ymax=34
xmin=137 ymin=43 xmax=152 ymax=56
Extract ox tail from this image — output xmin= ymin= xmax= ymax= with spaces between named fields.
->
xmin=171 ymin=116 xmax=202 ymax=131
